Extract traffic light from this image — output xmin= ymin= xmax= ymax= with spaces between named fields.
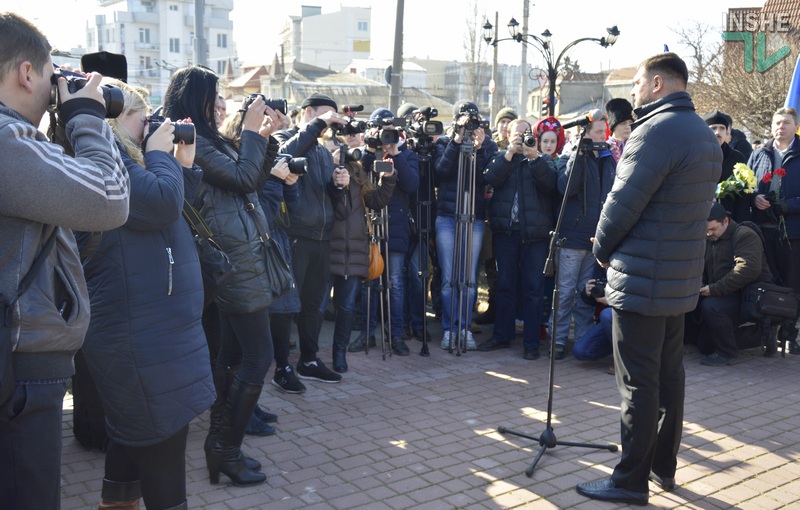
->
xmin=541 ymin=98 xmax=549 ymax=117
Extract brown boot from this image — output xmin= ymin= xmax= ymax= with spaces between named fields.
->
xmin=98 ymin=479 xmax=141 ymax=509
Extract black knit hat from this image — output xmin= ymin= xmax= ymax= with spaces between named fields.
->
xmin=703 ymin=110 xmax=732 ymax=129
xmin=605 ymin=98 xmax=634 ymax=132
xmin=453 ymin=100 xmax=479 ymax=119
xmin=300 ymin=92 xmax=338 ymax=112
xmin=708 ymin=202 xmax=731 ymax=222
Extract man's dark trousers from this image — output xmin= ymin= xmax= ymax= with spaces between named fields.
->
xmin=291 ymin=236 xmax=331 ymax=363
xmin=610 ymin=308 xmax=685 ymax=493
xmin=698 ymin=295 xmax=740 ymax=358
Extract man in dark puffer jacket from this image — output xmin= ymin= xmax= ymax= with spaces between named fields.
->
xmin=577 ymin=53 xmax=722 ymax=506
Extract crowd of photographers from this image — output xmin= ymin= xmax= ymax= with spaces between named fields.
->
xmin=3 ymin=12 xmax=800 ymax=509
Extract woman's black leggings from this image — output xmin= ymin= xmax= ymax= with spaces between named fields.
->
xmin=215 ymin=307 xmax=273 ymax=384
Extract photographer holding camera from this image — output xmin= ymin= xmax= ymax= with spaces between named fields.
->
xmin=272 ymin=92 xmax=350 ymax=384
xmin=571 ymin=268 xmax=614 ymax=365
xmin=433 ymin=100 xmax=498 ymax=349
xmin=354 ymin=108 xmax=419 ymax=356
xmin=0 ymin=13 xmax=131 ymax=509
xmin=478 ymin=119 xmax=556 ymax=360
xmin=748 ymin=107 xmax=800 ymax=354
xmin=551 ymin=116 xmax=616 ymax=360
xmin=79 ymin=80 xmax=214 ymax=509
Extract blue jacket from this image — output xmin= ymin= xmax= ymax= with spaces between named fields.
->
xmin=484 ymin=152 xmax=557 ymax=240
xmin=593 ymin=91 xmax=722 ymax=316
xmin=748 ymin=135 xmax=800 ymax=239
xmin=258 ymin=175 xmax=301 ymax=314
xmin=558 ymin=146 xmax=616 ymax=250
xmin=361 ymin=144 xmax=419 ymax=253
xmin=81 ymin=147 xmax=214 ymax=447
xmin=433 ymin=133 xmax=498 ymax=221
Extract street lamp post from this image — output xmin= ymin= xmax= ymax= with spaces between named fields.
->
xmin=483 ymin=18 xmax=619 ymax=117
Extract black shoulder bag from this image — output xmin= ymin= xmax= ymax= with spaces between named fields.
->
xmin=1 ymin=230 xmax=58 ymax=405
xmin=182 ymin=199 xmax=237 ymax=309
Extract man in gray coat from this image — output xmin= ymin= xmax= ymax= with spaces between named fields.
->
xmin=576 ymin=53 xmax=722 ymax=505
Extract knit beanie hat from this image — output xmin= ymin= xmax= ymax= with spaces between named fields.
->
xmin=703 ymin=110 xmax=732 ymax=129
xmin=494 ymin=107 xmax=518 ymax=127
xmin=396 ymin=103 xmax=419 ymax=119
xmin=300 ymin=92 xmax=338 ymax=112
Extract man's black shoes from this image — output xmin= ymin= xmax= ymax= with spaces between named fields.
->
xmin=649 ymin=471 xmax=675 ymax=491
xmin=523 ymin=348 xmax=540 ymax=360
xmin=700 ymin=352 xmax=736 ymax=366
xmin=476 ymin=337 xmax=510 ymax=352
xmin=576 ymin=478 xmax=648 ymax=506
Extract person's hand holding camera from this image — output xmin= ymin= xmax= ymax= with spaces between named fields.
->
xmin=172 ymin=118 xmax=196 ymax=168
xmin=241 ymin=95 xmax=266 ymax=133
xmin=144 ymin=118 xmax=175 ymax=154
xmin=333 ymin=167 xmax=350 ymax=188
xmin=318 ymin=110 xmax=346 ymax=128
xmin=258 ymin=106 xmax=282 ymax=139
xmin=505 ymin=132 xmax=524 ymax=161
xmin=271 ymin=157 xmax=290 ymax=180
xmin=57 ymin=71 xmax=106 ymax=109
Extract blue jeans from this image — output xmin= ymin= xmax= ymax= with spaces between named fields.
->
xmin=0 ymin=380 xmax=68 ymax=510
xmin=572 ymin=306 xmax=613 ymax=361
xmin=404 ymin=236 xmax=428 ymax=332
xmin=332 ymin=274 xmax=362 ymax=348
xmin=436 ymin=216 xmax=485 ymax=331
xmin=362 ymin=251 xmax=406 ymax=338
xmin=551 ymin=248 xmax=597 ymax=346
xmin=493 ymin=231 xmax=547 ymax=349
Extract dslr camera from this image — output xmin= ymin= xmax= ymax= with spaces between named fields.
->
xmin=50 ymin=67 xmax=124 ymax=118
xmin=147 ymin=114 xmax=195 ymax=145
xmin=365 ymin=116 xmax=404 ymax=148
xmin=275 ymin=153 xmax=308 ymax=175
xmin=331 ymin=104 xmax=367 ymax=137
xmin=522 ymin=129 xmax=537 ymax=147
xmin=590 ymin=278 xmax=607 ymax=299
xmin=241 ymin=94 xmax=288 ymax=115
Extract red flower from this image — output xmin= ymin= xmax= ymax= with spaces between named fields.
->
xmin=763 ymin=173 xmax=773 ymax=183
xmin=775 ymin=167 xmax=786 ymax=177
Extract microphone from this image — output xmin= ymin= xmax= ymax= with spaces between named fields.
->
xmin=561 ymin=109 xmax=605 ymax=130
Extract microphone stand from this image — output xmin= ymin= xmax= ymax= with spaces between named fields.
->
xmin=497 ymin=124 xmax=617 ymax=477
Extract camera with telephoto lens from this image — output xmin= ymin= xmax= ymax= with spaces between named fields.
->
xmin=365 ymin=116 xmax=404 ymax=148
xmin=147 ymin=114 xmax=195 ymax=145
xmin=522 ymin=129 xmax=537 ymax=147
xmin=405 ymin=107 xmax=444 ymax=156
xmin=345 ymin=147 xmax=362 ymax=163
xmin=275 ymin=153 xmax=308 ymax=175
xmin=50 ymin=67 xmax=124 ymax=118
xmin=241 ymin=94 xmax=288 ymax=115
xmin=590 ymin=278 xmax=607 ymax=299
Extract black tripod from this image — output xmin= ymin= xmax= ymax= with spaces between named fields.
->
xmin=411 ymin=138 xmax=436 ymax=356
xmin=445 ymin=129 xmax=479 ymax=355
xmin=498 ymin=127 xmax=617 ymax=477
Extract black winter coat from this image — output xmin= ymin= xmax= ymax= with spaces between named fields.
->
xmin=433 ymin=133 xmax=499 ymax=220
xmin=330 ymin=167 xmax=396 ymax=279
xmin=194 ymin=130 xmax=278 ymax=314
xmin=718 ymin=142 xmax=750 ymax=222
xmin=81 ymin=146 xmax=214 ymax=447
xmin=484 ymin=152 xmax=557 ymax=240
xmin=593 ymin=91 xmax=722 ymax=316
xmin=748 ymin=135 xmax=800 ymax=239
xmin=273 ymin=119 xmax=344 ymax=240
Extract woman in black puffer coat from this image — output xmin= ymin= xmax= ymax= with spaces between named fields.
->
xmin=81 ymin=80 xmax=214 ymax=510
xmin=163 ymin=66 xmax=281 ymax=488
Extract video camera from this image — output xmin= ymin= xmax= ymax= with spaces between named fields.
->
xmin=241 ymin=94 xmax=288 ymax=115
xmin=275 ymin=153 xmax=308 ymax=175
xmin=329 ymin=104 xmax=367 ymax=137
xmin=344 ymin=147 xmax=363 ymax=163
xmin=405 ymin=107 xmax=444 ymax=156
xmin=49 ymin=67 xmax=124 ymax=118
xmin=578 ymin=138 xmax=609 ymax=153
xmin=147 ymin=114 xmax=195 ymax=145
xmin=365 ymin=116 xmax=404 ymax=148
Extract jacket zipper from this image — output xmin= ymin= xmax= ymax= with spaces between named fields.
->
xmin=166 ymin=247 xmax=174 ymax=295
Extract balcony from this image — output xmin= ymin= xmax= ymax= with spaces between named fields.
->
xmin=135 ymin=42 xmax=158 ymax=51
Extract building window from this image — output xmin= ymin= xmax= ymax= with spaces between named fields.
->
xmin=139 ymin=28 xmax=150 ymax=44
xmin=217 ymin=61 xmax=226 ymax=74
xmin=358 ymin=21 xmax=368 ymax=31
xmin=169 ymin=38 xmax=180 ymax=53
xmin=217 ymin=33 xmax=227 ymax=48
xmin=169 ymin=4 xmax=178 ymax=11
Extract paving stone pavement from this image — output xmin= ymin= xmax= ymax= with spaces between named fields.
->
xmin=60 ymin=318 xmax=800 ymax=509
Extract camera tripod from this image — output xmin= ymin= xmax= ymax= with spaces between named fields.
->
xmin=444 ymin=129 xmax=480 ymax=355
xmin=411 ymin=141 xmax=436 ymax=356
xmin=497 ymin=126 xmax=617 ymax=477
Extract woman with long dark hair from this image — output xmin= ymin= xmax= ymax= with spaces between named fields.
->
xmin=81 ymin=80 xmax=214 ymax=510
xmin=163 ymin=66 xmax=281 ymax=487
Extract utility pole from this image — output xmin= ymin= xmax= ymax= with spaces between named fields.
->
xmin=389 ymin=0 xmax=404 ymax=113
xmin=194 ymin=0 xmax=207 ymax=67
xmin=518 ymin=0 xmax=529 ymax=116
